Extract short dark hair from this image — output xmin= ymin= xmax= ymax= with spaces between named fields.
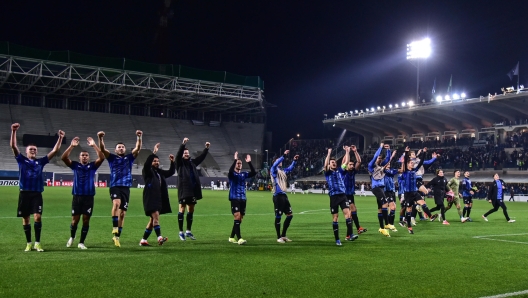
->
xmin=115 ymin=142 xmax=125 ymax=148
xmin=454 ymin=169 xmax=460 ymax=174
xmin=80 ymin=150 xmax=89 ymax=154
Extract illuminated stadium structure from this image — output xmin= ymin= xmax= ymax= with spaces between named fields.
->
xmin=323 ymin=92 xmax=528 ymax=149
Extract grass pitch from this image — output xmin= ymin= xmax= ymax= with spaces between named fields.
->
xmin=1 ymin=187 xmax=527 ymax=298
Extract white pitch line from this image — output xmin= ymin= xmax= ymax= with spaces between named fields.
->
xmin=473 ymin=233 xmax=528 ymax=245
xmin=480 ymin=289 xmax=528 ymax=298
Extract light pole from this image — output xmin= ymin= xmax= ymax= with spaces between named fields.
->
xmin=407 ymin=38 xmax=431 ymax=102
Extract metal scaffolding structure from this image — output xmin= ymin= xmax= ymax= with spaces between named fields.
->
xmin=0 ymin=55 xmax=265 ymax=114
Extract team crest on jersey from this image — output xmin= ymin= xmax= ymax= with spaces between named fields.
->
xmin=36 ymin=161 xmax=39 ymax=164
xmin=113 ymin=194 xmax=117 ymax=198
xmin=72 ymin=210 xmax=75 ymax=214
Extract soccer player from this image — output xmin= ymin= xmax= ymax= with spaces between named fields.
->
xmin=290 ymin=182 xmax=296 ymax=194
xmin=11 ymin=123 xmax=65 ymax=252
xmin=228 ymin=152 xmax=256 ymax=245
xmin=324 ymin=148 xmax=357 ymax=245
xmin=360 ymin=183 xmax=366 ymax=196
xmin=98 ymin=130 xmax=142 ymax=247
xmin=482 ymin=173 xmax=515 ymax=223
xmin=400 ymin=147 xmax=436 ymax=234
xmin=445 ymin=170 xmax=468 ymax=223
xmin=176 ymin=137 xmax=210 ymax=241
xmin=383 ymin=161 xmax=399 ymax=229
xmin=368 ymin=143 xmax=396 ymax=237
xmin=139 ymin=143 xmax=174 ymax=246
xmin=426 ymin=169 xmax=450 ymax=225
xmin=270 ymin=150 xmax=297 ymax=243
xmin=341 ymin=145 xmax=367 ymax=234
xmin=62 ymin=136 xmax=105 ymax=249
xmin=461 ymin=171 xmax=475 ymax=221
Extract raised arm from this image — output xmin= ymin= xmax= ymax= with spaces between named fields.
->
xmin=98 ymin=131 xmax=111 ymax=158
xmin=352 ymin=145 xmax=361 ymax=171
xmin=228 ymin=152 xmax=238 ymax=178
xmin=193 ymin=142 xmax=210 ymax=166
xmin=47 ymin=130 xmax=65 ymax=160
xmin=284 ymin=154 xmax=299 ymax=173
xmin=142 ymin=154 xmax=156 ymax=179
xmin=159 ymin=154 xmax=176 ymax=178
xmin=61 ymin=137 xmax=79 ymax=167
xmin=131 ymin=130 xmax=143 ymax=158
xmin=271 ymin=150 xmax=287 ymax=177
xmin=399 ymin=146 xmax=410 ymax=173
xmin=324 ymin=148 xmax=332 ymax=171
xmin=342 ymin=146 xmax=350 ymax=166
xmin=246 ymin=154 xmax=257 ymax=178
xmin=88 ymin=137 xmax=105 ymax=167
xmin=10 ymin=123 xmax=20 ymax=156
xmin=368 ymin=144 xmax=383 ymax=172
xmin=176 ymin=138 xmax=188 ymax=167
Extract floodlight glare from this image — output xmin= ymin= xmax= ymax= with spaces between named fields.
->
xmin=371 ymin=107 xmax=375 ymax=112
xmin=389 ymin=104 xmax=393 ymax=108
xmin=445 ymin=95 xmax=450 ymax=100
xmin=382 ymin=106 xmax=386 ymax=109
xmin=377 ymin=106 xmax=381 ymax=110
xmin=395 ymin=104 xmax=399 ymax=108
xmin=461 ymin=93 xmax=466 ymax=98
xmin=354 ymin=110 xmax=358 ymax=114
xmin=453 ymin=94 xmax=460 ymax=100
xmin=406 ymin=38 xmax=431 ymax=60
xmin=436 ymin=95 xmax=442 ymax=102
xmin=408 ymin=101 xmax=414 ymax=107
xmin=402 ymin=102 xmax=406 ymax=107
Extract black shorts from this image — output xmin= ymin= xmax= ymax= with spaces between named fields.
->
xmin=230 ymin=200 xmax=247 ymax=215
xmin=179 ymin=197 xmax=198 ymax=205
xmin=17 ymin=191 xmax=43 ymax=217
xmin=404 ymin=192 xmax=422 ymax=207
xmin=110 ymin=187 xmax=130 ymax=211
xmin=416 ymin=178 xmax=424 ymax=188
xmin=372 ymin=187 xmax=387 ymax=208
xmin=72 ymin=195 xmax=94 ymax=216
xmin=273 ymin=194 xmax=292 ymax=216
xmin=463 ymin=196 xmax=473 ymax=205
xmin=330 ymin=194 xmax=349 ymax=214
xmin=346 ymin=194 xmax=355 ymax=205
xmin=384 ymin=191 xmax=396 ymax=203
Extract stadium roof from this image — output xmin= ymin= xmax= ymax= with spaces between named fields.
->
xmin=0 ymin=42 xmax=266 ymax=114
xmin=323 ymin=92 xmax=528 ymax=143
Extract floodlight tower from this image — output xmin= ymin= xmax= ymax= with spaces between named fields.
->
xmin=406 ymin=38 xmax=431 ymax=102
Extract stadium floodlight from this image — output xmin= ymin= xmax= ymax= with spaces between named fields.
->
xmin=407 ymin=38 xmax=431 ymax=103
xmin=408 ymin=100 xmax=414 ymax=107
xmin=377 ymin=106 xmax=381 ymax=110
xmin=382 ymin=106 xmax=386 ymax=109
xmin=360 ymin=109 xmax=363 ymax=113
xmin=453 ymin=94 xmax=460 ymax=100
xmin=436 ymin=95 xmax=443 ymax=102
xmin=389 ymin=104 xmax=393 ymax=108
xmin=371 ymin=107 xmax=375 ymax=112
xmin=395 ymin=104 xmax=399 ymax=108
xmin=444 ymin=95 xmax=450 ymax=100
xmin=354 ymin=110 xmax=358 ymax=114
xmin=402 ymin=102 xmax=406 ymax=107
xmin=461 ymin=92 xmax=466 ymax=98
xmin=406 ymin=38 xmax=431 ymax=60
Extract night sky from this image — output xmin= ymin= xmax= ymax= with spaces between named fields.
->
xmin=2 ymin=1 xmax=527 ymax=151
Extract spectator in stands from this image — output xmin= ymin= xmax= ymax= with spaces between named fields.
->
xmin=509 ymin=186 xmax=515 ymax=201
xmin=98 ymin=130 xmax=142 ymax=247
xmin=62 ymin=136 xmax=105 ymax=249
xmin=11 ymin=123 xmax=65 ymax=252
xmin=227 ymin=152 xmax=256 ymax=245
xmin=482 ymin=174 xmax=515 ymax=223
xmin=139 ymin=143 xmax=174 ymax=247
xmin=176 ymin=137 xmax=210 ymax=241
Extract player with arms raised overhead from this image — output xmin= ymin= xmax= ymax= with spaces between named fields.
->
xmin=324 ymin=148 xmax=357 ymax=245
xmin=227 ymin=151 xmax=257 ymax=245
xmin=270 ymin=150 xmax=297 ymax=243
xmin=62 ymin=136 xmax=105 ymax=249
xmin=11 ymin=123 xmax=65 ymax=252
xmin=139 ymin=143 xmax=175 ymax=246
xmin=176 ymin=137 xmax=210 ymax=241
xmin=98 ymin=130 xmax=142 ymax=247
xmin=341 ymin=145 xmax=367 ymax=234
